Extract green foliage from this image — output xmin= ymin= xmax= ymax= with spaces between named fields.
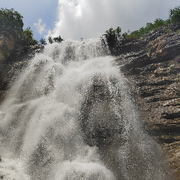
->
xmin=169 ymin=6 xmax=180 ymax=23
xmin=0 ymin=8 xmax=23 ymax=37
xmin=154 ymin=18 xmax=165 ymax=28
xmin=129 ymin=6 xmax=180 ymax=39
xmin=21 ymin=26 xmax=38 ymax=46
xmin=130 ymin=30 xmax=141 ymax=39
xmin=104 ymin=27 xmax=122 ymax=55
xmin=53 ymin=35 xmax=63 ymax=43
xmin=105 ymin=26 xmax=122 ymax=41
xmin=174 ymin=78 xmax=179 ymax=82
xmin=48 ymin=36 xmax=64 ymax=44
xmin=130 ymin=18 xmax=166 ymax=38
xmin=48 ymin=37 xmax=53 ymax=44
xmin=104 ymin=6 xmax=180 ymax=56
xmin=164 ymin=18 xmax=171 ymax=25
xmin=0 ymin=8 xmax=38 ymax=46
xmin=39 ymin=38 xmax=47 ymax=45
xmin=122 ymin=30 xmax=138 ymax=40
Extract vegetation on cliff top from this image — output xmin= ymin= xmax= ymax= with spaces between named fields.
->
xmin=130 ymin=6 xmax=180 ymax=39
xmin=0 ymin=8 xmax=63 ymax=46
xmin=105 ymin=6 xmax=180 ymax=42
xmin=0 ymin=6 xmax=180 ymax=48
xmin=0 ymin=8 xmax=38 ymax=46
xmin=104 ymin=6 xmax=180 ymax=55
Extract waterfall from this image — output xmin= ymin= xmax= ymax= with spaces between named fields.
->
xmin=0 ymin=39 xmax=169 ymax=180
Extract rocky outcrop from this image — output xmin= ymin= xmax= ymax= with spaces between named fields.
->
xmin=116 ymin=24 xmax=180 ymax=179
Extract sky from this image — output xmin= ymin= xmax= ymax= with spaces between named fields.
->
xmin=1 ymin=0 xmax=180 ymax=41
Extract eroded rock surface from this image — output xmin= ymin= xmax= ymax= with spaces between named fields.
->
xmin=117 ymin=24 xmax=180 ymax=179
xmin=0 ymin=29 xmax=16 ymax=63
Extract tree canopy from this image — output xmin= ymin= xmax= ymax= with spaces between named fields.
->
xmin=170 ymin=6 xmax=180 ymax=23
xmin=0 ymin=8 xmax=37 ymax=46
xmin=21 ymin=26 xmax=38 ymax=46
xmin=0 ymin=8 xmax=23 ymax=36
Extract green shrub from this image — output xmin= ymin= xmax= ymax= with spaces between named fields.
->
xmin=21 ymin=26 xmax=38 ymax=46
xmin=128 ymin=6 xmax=180 ymax=39
xmin=169 ymin=6 xmax=180 ymax=23
xmin=39 ymin=38 xmax=47 ymax=45
xmin=53 ymin=35 xmax=63 ymax=43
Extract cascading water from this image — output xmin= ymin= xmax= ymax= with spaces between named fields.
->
xmin=0 ymin=39 xmax=170 ymax=180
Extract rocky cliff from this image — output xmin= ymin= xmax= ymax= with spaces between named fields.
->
xmin=116 ymin=22 xmax=180 ymax=179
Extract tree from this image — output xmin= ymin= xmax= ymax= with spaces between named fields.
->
xmin=169 ymin=6 xmax=180 ymax=23
xmin=0 ymin=8 xmax=38 ymax=46
xmin=0 ymin=8 xmax=23 ymax=39
xmin=154 ymin=18 xmax=165 ymax=28
xmin=145 ymin=22 xmax=155 ymax=33
xmin=48 ymin=37 xmax=53 ymax=44
xmin=39 ymin=38 xmax=47 ymax=45
xmin=21 ymin=26 xmax=38 ymax=46
xmin=105 ymin=26 xmax=122 ymax=41
xmin=53 ymin=35 xmax=63 ymax=43
xmin=105 ymin=27 xmax=122 ymax=55
xmin=48 ymin=36 xmax=64 ymax=44
xmin=131 ymin=30 xmax=141 ymax=38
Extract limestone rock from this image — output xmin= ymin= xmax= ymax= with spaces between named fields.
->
xmin=117 ymin=24 xmax=180 ymax=179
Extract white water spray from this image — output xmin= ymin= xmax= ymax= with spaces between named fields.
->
xmin=0 ymin=39 xmax=169 ymax=179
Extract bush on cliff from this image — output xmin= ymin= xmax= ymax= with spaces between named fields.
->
xmin=104 ymin=27 xmax=122 ymax=55
xmin=21 ymin=26 xmax=38 ymax=46
xmin=170 ymin=6 xmax=180 ymax=23
xmin=130 ymin=6 xmax=180 ymax=38
xmin=47 ymin=36 xmax=64 ymax=44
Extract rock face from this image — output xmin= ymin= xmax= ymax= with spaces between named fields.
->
xmin=116 ymin=23 xmax=180 ymax=179
xmin=0 ymin=29 xmax=44 ymax=103
xmin=0 ymin=29 xmax=16 ymax=63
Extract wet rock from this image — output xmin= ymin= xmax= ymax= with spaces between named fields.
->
xmin=80 ymin=76 xmax=124 ymax=148
xmin=0 ymin=41 xmax=44 ymax=102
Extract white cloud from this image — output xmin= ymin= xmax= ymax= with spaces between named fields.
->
xmin=48 ymin=0 xmax=180 ymax=40
xmin=34 ymin=18 xmax=47 ymax=35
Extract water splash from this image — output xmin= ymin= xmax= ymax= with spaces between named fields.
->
xmin=0 ymin=39 xmax=169 ymax=179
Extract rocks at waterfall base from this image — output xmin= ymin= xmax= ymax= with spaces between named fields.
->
xmin=115 ymin=23 xmax=180 ymax=180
